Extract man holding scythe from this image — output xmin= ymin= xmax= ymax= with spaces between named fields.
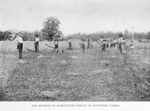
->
xmin=54 ymin=34 xmax=60 ymax=53
xmin=15 ymin=32 xmax=24 ymax=59
xmin=67 ymin=36 xmax=72 ymax=50
xmin=34 ymin=34 xmax=40 ymax=52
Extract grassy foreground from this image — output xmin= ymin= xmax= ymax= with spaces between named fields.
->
xmin=1 ymin=46 xmax=150 ymax=101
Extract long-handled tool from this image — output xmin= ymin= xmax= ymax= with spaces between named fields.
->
xmin=45 ymin=43 xmax=65 ymax=53
xmin=25 ymin=47 xmax=36 ymax=52
xmin=45 ymin=43 xmax=55 ymax=49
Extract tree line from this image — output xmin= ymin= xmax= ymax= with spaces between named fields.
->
xmin=68 ymin=30 xmax=150 ymax=42
xmin=0 ymin=31 xmax=11 ymax=41
xmin=0 ymin=17 xmax=150 ymax=41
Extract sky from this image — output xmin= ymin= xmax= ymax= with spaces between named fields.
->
xmin=0 ymin=0 xmax=150 ymax=35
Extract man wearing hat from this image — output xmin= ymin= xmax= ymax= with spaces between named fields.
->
xmin=79 ymin=38 xmax=86 ymax=53
xmin=15 ymin=32 xmax=24 ymax=59
xmin=67 ymin=36 xmax=72 ymax=50
xmin=34 ymin=34 xmax=40 ymax=52
xmin=100 ymin=36 xmax=107 ymax=51
xmin=54 ymin=34 xmax=60 ymax=53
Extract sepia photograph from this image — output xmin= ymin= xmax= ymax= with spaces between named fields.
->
xmin=0 ymin=0 xmax=150 ymax=110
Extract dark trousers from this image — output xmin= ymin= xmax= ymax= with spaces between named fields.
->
xmin=55 ymin=44 xmax=59 ymax=53
xmin=69 ymin=42 xmax=72 ymax=49
xmin=102 ymin=44 xmax=106 ymax=51
xmin=87 ymin=42 xmax=90 ymax=49
xmin=119 ymin=43 xmax=122 ymax=53
xmin=35 ymin=42 xmax=39 ymax=52
xmin=82 ymin=44 xmax=85 ymax=53
xmin=17 ymin=43 xmax=23 ymax=59
xmin=111 ymin=43 xmax=115 ymax=48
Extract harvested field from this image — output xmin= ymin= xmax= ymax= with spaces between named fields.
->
xmin=0 ymin=41 xmax=150 ymax=101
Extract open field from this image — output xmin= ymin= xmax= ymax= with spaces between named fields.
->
xmin=0 ymin=40 xmax=150 ymax=101
xmin=0 ymin=40 xmax=85 ymax=52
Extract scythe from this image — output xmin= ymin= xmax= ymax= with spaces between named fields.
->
xmin=25 ymin=47 xmax=36 ymax=52
xmin=45 ymin=43 xmax=55 ymax=49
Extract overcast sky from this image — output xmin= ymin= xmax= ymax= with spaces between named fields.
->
xmin=0 ymin=0 xmax=150 ymax=35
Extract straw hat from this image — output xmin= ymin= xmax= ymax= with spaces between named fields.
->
xmin=35 ymin=34 xmax=38 ymax=37
xmin=118 ymin=33 xmax=123 ymax=37
xmin=18 ymin=32 xmax=25 ymax=36
xmin=55 ymin=33 xmax=59 ymax=36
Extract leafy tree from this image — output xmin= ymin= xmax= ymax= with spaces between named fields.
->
xmin=135 ymin=32 xmax=146 ymax=40
xmin=25 ymin=30 xmax=43 ymax=41
xmin=0 ymin=31 xmax=4 ymax=41
xmin=0 ymin=31 xmax=11 ymax=40
xmin=146 ymin=31 xmax=150 ymax=40
xmin=41 ymin=17 xmax=61 ymax=41
xmin=26 ymin=30 xmax=43 ymax=41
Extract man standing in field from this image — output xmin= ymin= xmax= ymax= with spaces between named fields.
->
xmin=54 ymin=34 xmax=59 ymax=53
xmin=87 ymin=36 xmax=91 ymax=49
xmin=118 ymin=33 xmax=124 ymax=54
xmin=34 ymin=34 xmax=40 ymax=52
xmin=15 ymin=32 xmax=24 ymax=59
xmin=100 ymin=36 xmax=107 ymax=51
xmin=79 ymin=39 xmax=86 ymax=53
xmin=130 ymin=40 xmax=134 ymax=49
xmin=102 ymin=39 xmax=107 ymax=51
xmin=122 ymin=38 xmax=126 ymax=50
xmin=113 ymin=38 xmax=117 ymax=48
xmin=67 ymin=36 xmax=72 ymax=50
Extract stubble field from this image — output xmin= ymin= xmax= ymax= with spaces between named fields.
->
xmin=0 ymin=40 xmax=150 ymax=101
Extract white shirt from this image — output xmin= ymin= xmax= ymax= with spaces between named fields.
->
xmin=99 ymin=39 xmax=103 ymax=43
xmin=35 ymin=38 xmax=39 ymax=42
xmin=15 ymin=35 xmax=23 ymax=44
xmin=113 ymin=40 xmax=117 ymax=43
xmin=54 ymin=41 xmax=59 ymax=45
xmin=68 ymin=39 xmax=72 ymax=43
xmin=118 ymin=37 xmax=123 ymax=43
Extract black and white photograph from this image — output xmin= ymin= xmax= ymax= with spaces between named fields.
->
xmin=0 ymin=0 xmax=150 ymax=110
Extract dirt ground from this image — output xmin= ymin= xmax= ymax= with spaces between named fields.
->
xmin=0 ymin=41 xmax=150 ymax=101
